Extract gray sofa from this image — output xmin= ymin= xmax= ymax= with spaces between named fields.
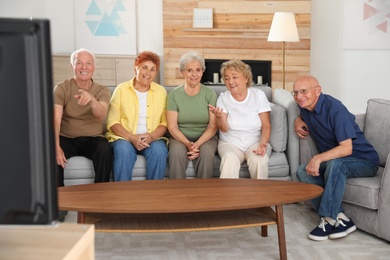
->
xmin=63 ymin=85 xmax=299 ymax=185
xmin=299 ymin=98 xmax=390 ymax=242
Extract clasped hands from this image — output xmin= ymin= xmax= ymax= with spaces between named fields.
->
xmin=133 ymin=134 xmax=151 ymax=151
xmin=186 ymin=142 xmax=200 ymax=160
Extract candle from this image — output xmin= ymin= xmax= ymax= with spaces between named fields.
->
xmin=213 ymin=73 xmax=219 ymax=84
xmin=257 ymin=76 xmax=263 ymax=85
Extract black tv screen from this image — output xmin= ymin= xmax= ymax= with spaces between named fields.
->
xmin=0 ymin=18 xmax=58 ymax=224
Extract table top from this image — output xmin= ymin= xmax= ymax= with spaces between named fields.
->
xmin=58 ymin=179 xmax=322 ymax=214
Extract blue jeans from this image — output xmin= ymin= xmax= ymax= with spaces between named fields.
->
xmin=296 ymin=157 xmax=378 ymax=220
xmin=111 ymin=139 xmax=167 ymax=181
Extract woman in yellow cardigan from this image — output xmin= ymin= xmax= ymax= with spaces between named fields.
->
xmin=105 ymin=51 xmax=168 ymax=181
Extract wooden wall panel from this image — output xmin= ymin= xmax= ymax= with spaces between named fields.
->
xmin=198 ymin=1 xmax=311 ymax=14
xmin=163 ymin=0 xmax=311 ymax=91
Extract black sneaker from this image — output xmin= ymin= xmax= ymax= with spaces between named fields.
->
xmin=57 ymin=210 xmax=68 ymax=222
xmin=308 ymin=217 xmax=335 ymax=241
xmin=329 ymin=214 xmax=357 ymax=239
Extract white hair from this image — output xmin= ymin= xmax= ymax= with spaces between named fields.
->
xmin=179 ymin=51 xmax=205 ymax=72
xmin=69 ymin=48 xmax=95 ymax=66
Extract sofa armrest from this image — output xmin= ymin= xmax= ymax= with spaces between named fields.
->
xmin=378 ymin=153 xmax=390 ymax=241
xmin=299 ymin=136 xmax=319 ymax=164
xmin=297 ymin=135 xmax=319 ymax=181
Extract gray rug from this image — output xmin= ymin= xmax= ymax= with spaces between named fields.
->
xmin=65 ymin=203 xmax=390 ymax=260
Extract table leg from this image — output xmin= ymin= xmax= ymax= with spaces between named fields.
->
xmin=261 ymin=226 xmax=268 ymax=237
xmin=276 ymin=205 xmax=287 ymax=260
xmin=77 ymin=212 xmax=85 ymax=224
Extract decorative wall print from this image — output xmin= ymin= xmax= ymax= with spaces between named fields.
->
xmin=342 ymin=0 xmax=390 ymax=49
xmin=75 ymin=0 xmax=136 ymax=55
xmin=192 ymin=8 xmax=213 ymax=28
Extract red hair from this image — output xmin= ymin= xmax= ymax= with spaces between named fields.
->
xmin=134 ymin=51 xmax=160 ymax=71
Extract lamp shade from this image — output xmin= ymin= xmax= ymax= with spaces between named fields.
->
xmin=268 ymin=12 xmax=299 ymax=42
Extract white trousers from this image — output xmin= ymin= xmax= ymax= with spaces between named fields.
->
xmin=218 ymin=141 xmax=271 ymax=179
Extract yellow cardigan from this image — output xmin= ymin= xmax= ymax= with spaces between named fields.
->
xmin=105 ymin=78 xmax=167 ymax=143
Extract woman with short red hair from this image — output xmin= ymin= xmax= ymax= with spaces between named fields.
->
xmin=106 ymin=51 xmax=168 ymax=181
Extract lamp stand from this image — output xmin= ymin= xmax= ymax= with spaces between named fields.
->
xmin=282 ymin=41 xmax=286 ymax=89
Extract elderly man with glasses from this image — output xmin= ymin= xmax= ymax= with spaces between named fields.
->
xmin=292 ymin=75 xmax=379 ymax=241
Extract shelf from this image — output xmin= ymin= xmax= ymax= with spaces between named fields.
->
xmin=183 ymin=28 xmax=269 ymax=33
xmin=182 ymin=28 xmax=310 ymax=39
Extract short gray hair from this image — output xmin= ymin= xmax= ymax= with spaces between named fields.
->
xmin=179 ymin=51 xmax=206 ymax=72
xmin=70 ymin=48 xmax=96 ymax=66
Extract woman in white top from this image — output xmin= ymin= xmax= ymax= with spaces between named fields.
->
xmin=209 ymin=59 xmax=272 ymax=179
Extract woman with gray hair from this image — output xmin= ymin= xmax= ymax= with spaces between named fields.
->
xmin=166 ymin=51 xmax=218 ymax=179
xmin=209 ymin=59 xmax=272 ymax=179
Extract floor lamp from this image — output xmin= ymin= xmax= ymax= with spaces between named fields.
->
xmin=267 ymin=12 xmax=300 ymax=89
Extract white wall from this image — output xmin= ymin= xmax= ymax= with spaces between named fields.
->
xmin=0 ymin=0 xmax=46 ymax=19
xmin=136 ymin=0 xmax=163 ymax=55
xmin=135 ymin=0 xmax=164 ymax=81
xmin=1 ymin=0 xmax=389 ymax=112
xmin=0 ymin=0 xmax=164 ymax=80
xmin=0 ymin=0 xmax=75 ymax=53
xmin=0 ymin=0 xmax=163 ymax=56
xmin=311 ymin=0 xmax=390 ymax=113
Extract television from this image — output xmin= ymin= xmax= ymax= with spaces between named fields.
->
xmin=0 ymin=18 xmax=58 ymax=224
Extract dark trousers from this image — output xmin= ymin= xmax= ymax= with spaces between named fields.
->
xmin=58 ymin=136 xmax=112 ymax=187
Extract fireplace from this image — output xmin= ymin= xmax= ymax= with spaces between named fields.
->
xmin=201 ymin=59 xmax=272 ymax=87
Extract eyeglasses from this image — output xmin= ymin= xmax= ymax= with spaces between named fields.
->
xmin=291 ymin=86 xmax=319 ymax=97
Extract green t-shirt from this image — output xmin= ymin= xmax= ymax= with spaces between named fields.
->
xmin=167 ymin=84 xmax=217 ymax=139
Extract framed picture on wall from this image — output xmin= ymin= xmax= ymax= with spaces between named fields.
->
xmin=74 ymin=0 xmax=137 ymax=55
xmin=193 ymin=8 xmax=213 ymax=28
xmin=342 ymin=0 xmax=390 ymax=49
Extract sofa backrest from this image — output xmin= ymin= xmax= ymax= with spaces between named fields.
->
xmin=108 ymin=86 xmax=116 ymax=96
xmin=364 ymin=99 xmax=390 ymax=166
xmin=165 ymin=85 xmax=272 ymax=102
xmin=273 ymin=88 xmax=300 ymax=180
xmin=268 ymin=102 xmax=288 ymax=152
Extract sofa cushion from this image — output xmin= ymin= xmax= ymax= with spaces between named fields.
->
xmin=64 ymin=156 xmax=95 ymax=179
xmin=269 ymin=103 xmax=287 ymax=152
xmin=364 ymin=99 xmax=390 ymax=166
xmin=64 ymin=156 xmax=96 ymax=186
xmin=343 ymin=167 xmax=383 ymax=210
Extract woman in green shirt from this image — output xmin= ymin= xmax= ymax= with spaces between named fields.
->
xmin=166 ymin=51 xmax=218 ymax=178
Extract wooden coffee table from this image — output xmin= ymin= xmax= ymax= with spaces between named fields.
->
xmin=58 ymin=179 xmax=322 ymax=260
